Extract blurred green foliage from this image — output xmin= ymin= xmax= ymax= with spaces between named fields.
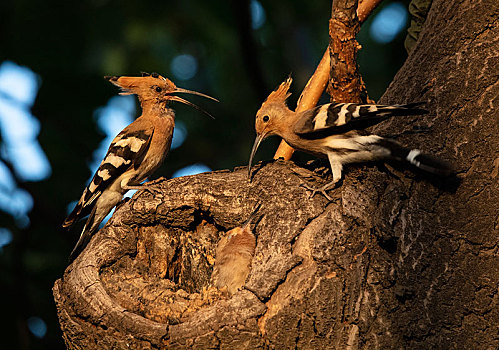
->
xmin=405 ymin=0 xmax=432 ymax=52
xmin=0 ymin=0 xmax=410 ymax=348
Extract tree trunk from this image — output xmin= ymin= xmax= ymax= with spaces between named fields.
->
xmin=53 ymin=0 xmax=498 ymax=348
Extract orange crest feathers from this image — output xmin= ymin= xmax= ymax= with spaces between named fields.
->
xmin=264 ymin=76 xmax=293 ymax=105
xmin=104 ymin=74 xmax=176 ymax=95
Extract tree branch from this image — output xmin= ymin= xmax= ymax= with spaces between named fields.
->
xmin=273 ymin=0 xmax=382 ymax=160
xmin=358 ymin=0 xmax=383 ymax=22
xmin=327 ymin=0 xmax=365 ymax=103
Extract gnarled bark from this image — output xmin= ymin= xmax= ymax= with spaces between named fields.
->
xmin=54 ymin=0 xmax=498 ymax=348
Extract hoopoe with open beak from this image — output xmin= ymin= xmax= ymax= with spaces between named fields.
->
xmin=248 ymin=77 xmax=451 ymax=200
xmin=63 ymin=73 xmax=217 ymax=261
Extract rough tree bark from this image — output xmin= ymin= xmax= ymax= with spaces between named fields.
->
xmin=54 ymin=0 xmax=498 ymax=348
xmin=327 ymin=0 xmax=364 ymax=103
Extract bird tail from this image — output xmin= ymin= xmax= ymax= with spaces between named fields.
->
xmin=378 ymin=102 xmax=429 ymax=117
xmin=62 ymin=201 xmax=83 ymax=229
xmin=63 ymin=191 xmax=95 ymax=229
xmin=68 ymin=206 xmax=98 ymax=262
xmin=377 ymin=138 xmax=452 ymax=176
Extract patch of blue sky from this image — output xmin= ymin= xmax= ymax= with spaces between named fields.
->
xmin=0 ymin=227 xmax=13 ymax=251
xmin=0 ymin=61 xmax=51 ymax=181
xmin=370 ymin=2 xmax=408 ymax=44
xmin=171 ymin=54 xmax=198 ymax=81
xmin=250 ymin=0 xmax=266 ymax=29
xmin=172 ymin=163 xmax=211 ymax=178
xmin=27 ymin=316 xmax=47 ymax=339
xmin=171 ymin=120 xmax=187 ymax=149
xmin=0 ymin=181 xmax=32 ymax=227
xmin=0 ymin=61 xmax=39 ymax=106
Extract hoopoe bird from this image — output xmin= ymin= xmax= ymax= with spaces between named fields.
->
xmin=211 ymin=204 xmax=260 ymax=295
xmin=63 ymin=73 xmax=217 ymax=261
xmin=248 ymin=77 xmax=451 ymax=200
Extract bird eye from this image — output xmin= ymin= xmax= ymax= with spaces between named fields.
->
xmin=155 ymin=86 xmax=162 ymax=92
xmin=262 ymin=115 xmax=269 ymax=122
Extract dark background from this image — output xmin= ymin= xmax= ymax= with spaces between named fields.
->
xmin=0 ymin=0 xmax=410 ymax=348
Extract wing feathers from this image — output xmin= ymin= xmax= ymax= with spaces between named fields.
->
xmin=62 ymin=126 xmax=153 ymax=228
xmin=294 ymin=102 xmax=428 ymax=136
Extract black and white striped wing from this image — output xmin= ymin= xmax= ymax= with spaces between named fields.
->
xmin=293 ymin=102 xmax=428 ymax=136
xmin=62 ymin=127 xmax=153 ymax=228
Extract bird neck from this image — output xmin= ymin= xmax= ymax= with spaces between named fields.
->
xmin=139 ymin=99 xmax=174 ymax=118
xmin=274 ymin=106 xmax=297 ymax=136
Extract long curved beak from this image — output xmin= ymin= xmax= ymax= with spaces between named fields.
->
xmin=169 ymin=96 xmax=216 ymax=119
xmin=248 ymin=133 xmax=265 ymax=180
xmin=173 ymin=87 xmax=219 ymax=102
xmin=170 ymin=87 xmax=218 ymax=119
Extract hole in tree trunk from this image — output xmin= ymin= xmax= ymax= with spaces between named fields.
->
xmin=99 ymin=208 xmax=225 ymax=323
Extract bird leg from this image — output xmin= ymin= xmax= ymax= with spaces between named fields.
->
xmin=298 ymin=153 xmax=343 ymax=201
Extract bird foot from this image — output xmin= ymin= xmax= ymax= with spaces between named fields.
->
xmin=299 ymin=180 xmax=338 ymax=201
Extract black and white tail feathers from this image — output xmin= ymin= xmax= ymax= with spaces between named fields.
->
xmin=376 ymin=138 xmax=452 ymax=176
xmin=67 ymin=205 xmax=99 ymax=263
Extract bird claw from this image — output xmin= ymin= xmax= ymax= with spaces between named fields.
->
xmin=299 ymin=181 xmax=337 ymax=201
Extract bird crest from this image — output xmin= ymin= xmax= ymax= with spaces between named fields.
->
xmin=104 ymin=74 xmax=176 ymax=96
xmin=103 ymin=73 xmax=218 ymax=118
xmin=264 ymin=76 xmax=293 ymax=106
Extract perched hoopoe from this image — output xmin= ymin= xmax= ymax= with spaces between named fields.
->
xmin=63 ymin=73 xmax=217 ymax=261
xmin=248 ymin=77 xmax=451 ymax=200
xmin=211 ymin=204 xmax=260 ymax=295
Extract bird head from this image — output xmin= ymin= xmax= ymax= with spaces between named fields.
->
xmin=216 ymin=203 xmax=260 ymax=261
xmin=248 ymin=76 xmax=293 ymax=179
xmin=104 ymin=73 xmax=218 ymax=118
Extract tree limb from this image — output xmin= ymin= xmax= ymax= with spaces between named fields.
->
xmin=274 ymin=0 xmax=382 ymax=160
